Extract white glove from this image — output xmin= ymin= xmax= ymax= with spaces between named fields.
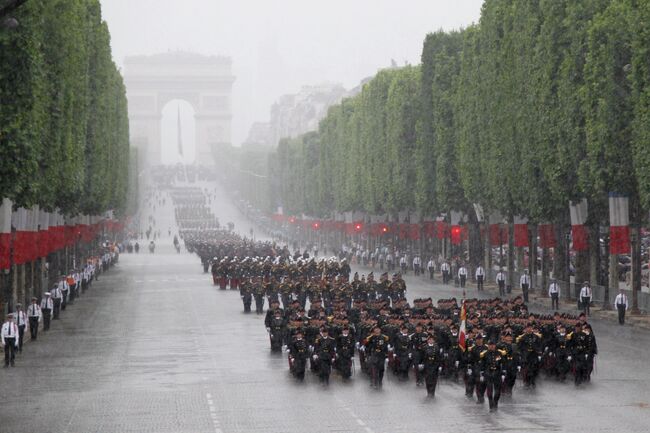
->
xmin=455 ymin=360 xmax=459 ymax=367
xmin=467 ymin=368 xmax=473 ymax=375
xmin=359 ymin=346 xmax=365 ymax=352
xmin=387 ymin=345 xmax=393 ymax=351
xmin=355 ymin=342 xmax=360 ymax=349
xmin=479 ymin=375 xmax=485 ymax=383
xmin=286 ymin=348 xmax=291 ymax=353
xmin=408 ymin=353 xmax=412 ymax=359
xmin=501 ymin=375 xmax=506 ymax=382
xmin=418 ymin=364 xmax=424 ymax=371
xmin=313 ymin=355 xmax=319 ymax=360
xmin=438 ymin=366 xmax=443 ymax=372
xmin=585 ymin=354 xmax=589 ymax=360
xmin=266 ymin=327 xmax=271 ymax=333
xmin=517 ymin=366 xmax=521 ymax=372
xmin=538 ymin=356 xmax=542 ymax=362
xmin=567 ymin=356 xmax=572 ymax=361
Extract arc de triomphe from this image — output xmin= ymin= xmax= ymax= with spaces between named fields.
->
xmin=124 ymin=51 xmax=235 ymax=166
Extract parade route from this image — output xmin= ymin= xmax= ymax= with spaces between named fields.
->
xmin=0 ymin=185 xmax=648 ymax=433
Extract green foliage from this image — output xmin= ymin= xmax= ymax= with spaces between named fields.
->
xmin=0 ymin=0 xmax=130 ymax=215
xmin=265 ymin=0 xmax=648 ymax=226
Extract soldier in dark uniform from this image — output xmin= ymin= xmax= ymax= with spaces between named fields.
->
xmin=465 ymin=333 xmax=487 ymax=402
xmin=313 ymin=327 xmax=336 ymax=385
xmin=288 ymin=328 xmax=309 ymax=381
xmin=516 ymin=323 xmax=543 ymax=388
xmin=480 ymin=339 xmax=506 ymax=410
xmin=420 ymin=334 xmax=442 ymax=397
xmin=268 ymin=309 xmax=286 ymax=352
xmin=335 ymin=326 xmax=355 ymax=379
xmin=240 ymin=278 xmax=252 ymax=313
xmin=393 ymin=324 xmax=412 ymax=380
xmin=253 ymin=277 xmax=265 ymax=315
xmin=412 ymin=323 xmax=428 ymax=386
xmin=363 ymin=326 xmax=391 ymax=388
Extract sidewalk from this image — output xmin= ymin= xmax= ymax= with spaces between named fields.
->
xmin=391 ymin=268 xmax=650 ymax=331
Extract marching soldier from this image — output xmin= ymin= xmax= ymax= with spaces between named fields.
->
xmin=313 ymin=327 xmax=336 ymax=385
xmin=288 ymin=328 xmax=309 ymax=381
xmin=420 ymin=334 xmax=442 ymax=397
xmin=363 ymin=326 xmax=391 ymax=388
xmin=480 ymin=339 xmax=506 ymax=410
xmin=614 ymin=289 xmax=629 ymax=325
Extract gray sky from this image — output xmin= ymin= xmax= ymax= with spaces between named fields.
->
xmin=100 ymin=0 xmax=483 ymax=150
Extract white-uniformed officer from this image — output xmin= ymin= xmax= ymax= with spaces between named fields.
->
xmin=1 ymin=314 xmax=19 ymax=367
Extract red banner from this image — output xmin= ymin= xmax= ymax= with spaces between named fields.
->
xmin=571 ymin=225 xmax=588 ymax=251
xmin=408 ymin=224 xmax=420 ymax=240
xmin=435 ymin=221 xmax=448 ymax=239
xmin=423 ymin=221 xmax=436 ymax=238
xmin=451 ymin=225 xmax=462 ymax=245
xmin=610 ymin=226 xmax=630 ymax=254
xmin=514 ymin=224 xmax=528 ymax=247
xmin=489 ymin=224 xmax=501 ymax=246
xmin=0 ymin=232 xmax=10 ymax=270
xmin=13 ymin=231 xmax=29 ymax=265
xmin=539 ymin=224 xmax=556 ymax=248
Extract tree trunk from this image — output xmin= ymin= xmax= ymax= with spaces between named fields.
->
xmin=630 ymin=224 xmax=642 ymax=314
xmin=541 ymin=247 xmax=549 ymax=297
xmin=554 ymin=221 xmax=570 ymax=299
xmin=484 ymin=221 xmax=492 ymax=281
xmin=530 ymin=225 xmax=538 ymax=291
xmin=507 ymin=219 xmax=515 ymax=291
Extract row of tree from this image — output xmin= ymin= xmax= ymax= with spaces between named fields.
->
xmin=0 ymin=0 xmax=131 ymax=215
xmin=262 ymin=0 xmax=650 ymax=306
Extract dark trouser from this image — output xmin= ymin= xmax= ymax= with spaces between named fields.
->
xmin=82 ymin=279 xmax=88 ymax=293
xmin=17 ymin=325 xmax=25 ymax=351
xmin=29 ymin=317 xmax=39 ymax=339
xmin=460 ymin=275 xmax=466 ymax=288
xmin=551 ymin=293 xmax=559 ymax=310
xmin=477 ymin=275 xmax=484 ymax=291
xmin=53 ymin=299 xmax=61 ymax=319
xmin=424 ymin=368 xmax=438 ymax=396
xmin=521 ymin=283 xmax=529 ymax=303
xmin=429 ymin=269 xmax=434 ymax=279
xmin=414 ymin=265 xmax=420 ymax=276
xmin=617 ymin=304 xmax=626 ymax=324
xmin=318 ymin=359 xmax=332 ymax=384
xmin=243 ymin=296 xmax=252 ymax=313
xmin=69 ymin=284 xmax=76 ymax=303
xmin=581 ymin=297 xmax=591 ymax=315
xmin=498 ymin=281 xmax=505 ymax=296
xmin=254 ymin=295 xmax=264 ymax=314
xmin=442 ymin=271 xmax=450 ymax=284
xmin=61 ymin=290 xmax=68 ymax=309
xmin=485 ymin=377 xmax=501 ymax=408
xmin=42 ymin=309 xmax=51 ymax=330
xmin=4 ymin=337 xmax=16 ymax=366
xmin=369 ymin=357 xmax=386 ymax=387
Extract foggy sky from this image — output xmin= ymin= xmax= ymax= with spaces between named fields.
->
xmin=100 ymin=0 xmax=484 ymax=148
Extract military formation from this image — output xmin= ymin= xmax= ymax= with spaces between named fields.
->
xmin=186 ymin=238 xmax=597 ymax=411
xmin=171 ymin=188 xmax=598 ymax=411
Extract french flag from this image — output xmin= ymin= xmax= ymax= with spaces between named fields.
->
xmin=570 ymin=199 xmax=589 ymax=251
xmin=609 ymin=193 xmax=630 ymax=255
xmin=458 ymin=300 xmax=467 ymax=352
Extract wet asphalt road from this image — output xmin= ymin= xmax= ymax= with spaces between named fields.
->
xmin=1 ymin=185 xmax=649 ymax=433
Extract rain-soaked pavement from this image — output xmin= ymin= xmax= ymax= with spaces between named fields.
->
xmin=1 ymin=184 xmax=649 ymax=433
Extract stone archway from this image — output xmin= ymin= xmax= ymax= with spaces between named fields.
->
xmin=124 ymin=51 xmax=235 ymax=166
